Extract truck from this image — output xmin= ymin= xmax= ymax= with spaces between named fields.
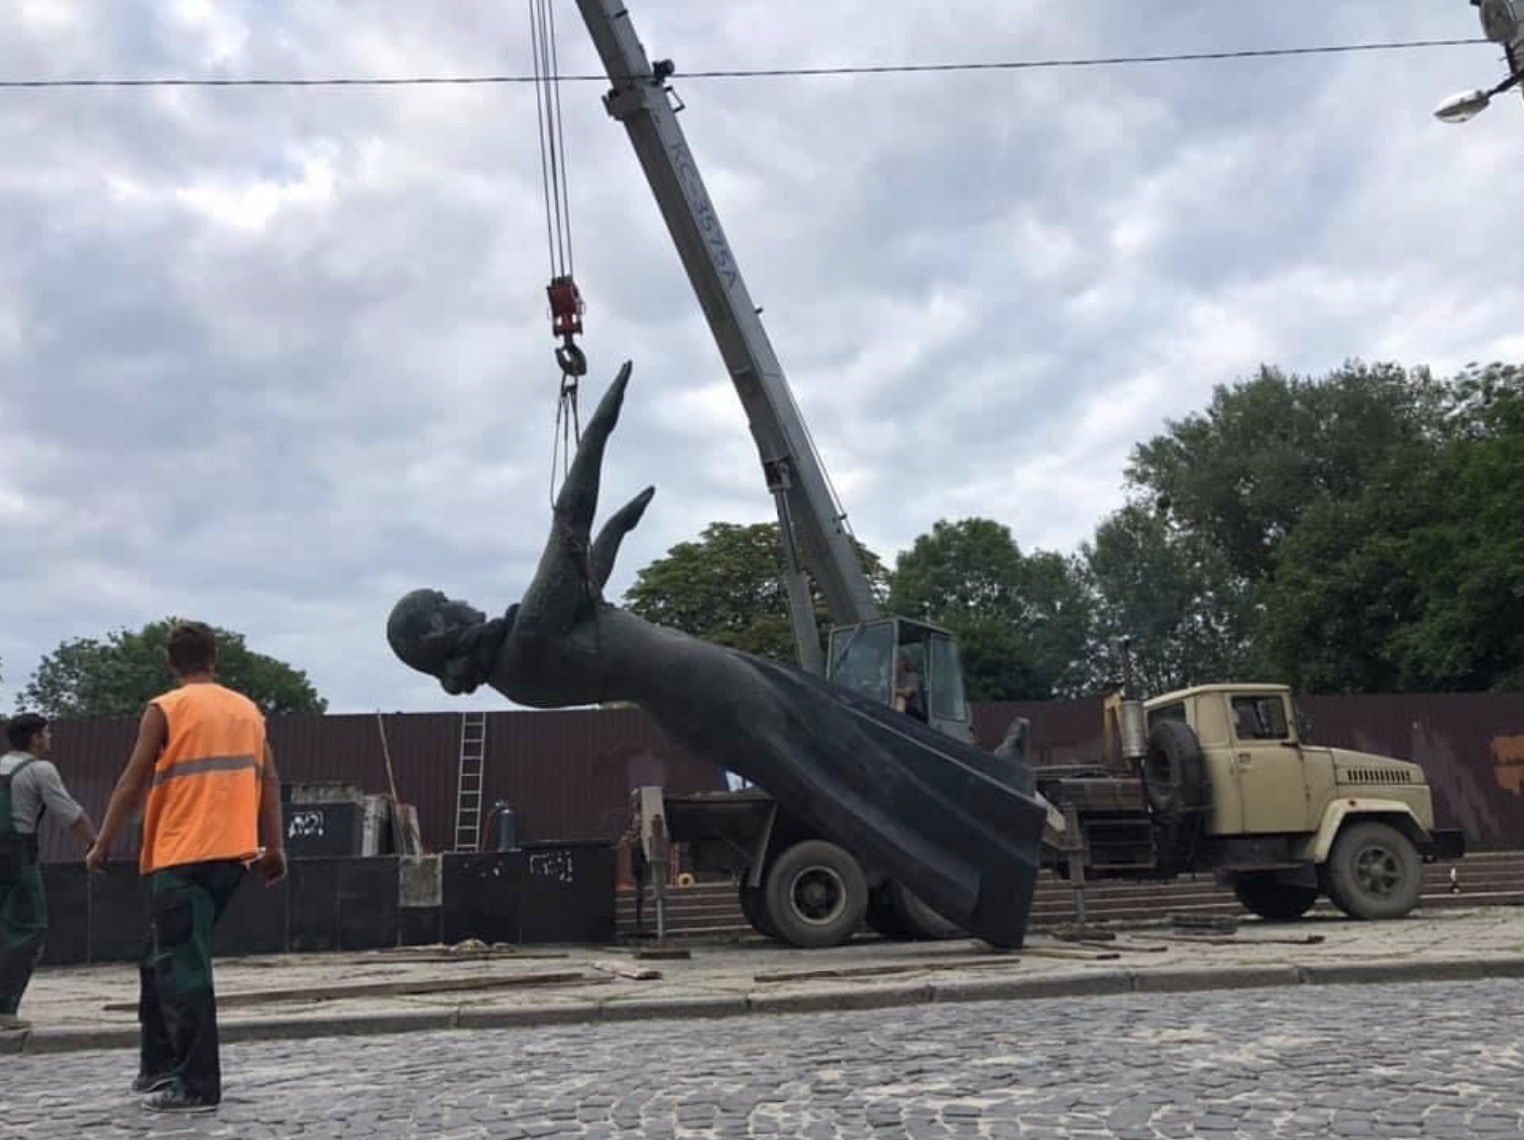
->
xmin=1038 ymin=682 xmax=1465 ymax=922
xmin=570 ymin=0 xmax=1465 ymax=946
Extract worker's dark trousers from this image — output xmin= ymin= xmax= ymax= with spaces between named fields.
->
xmin=138 ymin=861 xmax=245 ymax=1103
xmin=0 ymin=841 xmax=46 ymax=1015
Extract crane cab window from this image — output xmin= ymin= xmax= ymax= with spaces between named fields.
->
xmin=1231 ymin=695 xmax=1290 ymax=741
xmin=926 ymin=635 xmax=968 ymax=723
xmin=828 ymin=622 xmax=895 ymax=706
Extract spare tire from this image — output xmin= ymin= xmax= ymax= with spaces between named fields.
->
xmin=1142 ymin=719 xmax=1207 ymax=817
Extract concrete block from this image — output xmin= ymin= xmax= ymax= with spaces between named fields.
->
xmin=224 ymin=1010 xmax=457 ymax=1044
xmin=601 ymin=995 xmax=749 ymax=1023
xmin=22 ymin=1025 xmax=139 ymax=1054
xmin=1132 ymin=965 xmax=1301 ymax=994
xmin=457 ymin=1001 xmax=604 ymax=1029
xmin=969 ymin=969 xmax=1135 ymax=1002
xmin=399 ymin=855 xmax=443 ymax=908
xmin=747 ymin=982 xmax=933 ymax=1015
xmin=1298 ymin=958 xmax=1488 ymax=987
xmin=1477 ymin=955 xmax=1524 ymax=979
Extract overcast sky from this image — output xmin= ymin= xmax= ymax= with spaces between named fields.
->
xmin=1 ymin=1 xmax=1519 ymax=715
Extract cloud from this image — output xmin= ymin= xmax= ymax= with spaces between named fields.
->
xmin=1 ymin=0 xmax=1518 ymax=712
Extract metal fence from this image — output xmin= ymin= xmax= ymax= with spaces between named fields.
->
xmin=34 ymin=691 xmax=1524 ymax=862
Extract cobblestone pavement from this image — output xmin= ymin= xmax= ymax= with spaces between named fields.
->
xmin=4 ymin=980 xmax=1523 ymax=1139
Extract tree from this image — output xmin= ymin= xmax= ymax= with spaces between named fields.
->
xmin=887 ymin=518 xmax=1093 ymax=700
xmin=1127 ymin=362 xmax=1446 ymax=585
xmin=1266 ymin=363 xmax=1524 ymax=692
xmin=20 ymin=619 xmax=327 ymax=718
xmin=1083 ymin=504 xmax=1270 ymax=695
xmin=622 ymin=522 xmax=889 ymax=664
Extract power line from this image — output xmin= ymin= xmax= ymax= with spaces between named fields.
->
xmin=0 ymin=38 xmax=1489 ymax=90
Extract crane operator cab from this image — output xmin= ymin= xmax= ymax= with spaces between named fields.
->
xmin=827 ymin=618 xmax=974 ymax=742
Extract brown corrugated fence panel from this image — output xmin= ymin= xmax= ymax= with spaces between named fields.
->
xmin=34 ymin=692 xmax=1524 ymax=863
xmin=1298 ymin=694 xmax=1524 ymax=852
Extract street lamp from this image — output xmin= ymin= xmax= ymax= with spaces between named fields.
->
xmin=1434 ymin=0 xmax=1524 ymax=123
xmin=1434 ymin=69 xmax=1524 ymax=123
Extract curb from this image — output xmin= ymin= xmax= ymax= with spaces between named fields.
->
xmin=13 ymin=955 xmax=1524 ymax=1055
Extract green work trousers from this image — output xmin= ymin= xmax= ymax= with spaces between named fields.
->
xmin=0 ymin=845 xmax=45 ymax=1016
xmin=138 ymin=860 xmax=245 ymax=1103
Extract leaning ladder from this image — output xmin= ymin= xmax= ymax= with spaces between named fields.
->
xmin=453 ymin=710 xmax=488 ymax=852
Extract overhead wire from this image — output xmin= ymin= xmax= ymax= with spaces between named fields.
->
xmin=0 ymin=38 xmax=1489 ymax=90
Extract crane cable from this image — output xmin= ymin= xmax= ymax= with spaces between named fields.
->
xmin=530 ymin=0 xmax=587 ymax=500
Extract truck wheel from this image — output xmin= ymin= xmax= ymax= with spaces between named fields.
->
xmin=1232 ymin=872 xmax=1318 ymax=921
xmin=739 ymin=883 xmax=779 ymax=940
xmin=1324 ymin=821 xmax=1423 ymax=920
xmin=888 ymin=881 xmax=965 ymax=940
xmin=763 ymin=840 xmax=868 ymax=949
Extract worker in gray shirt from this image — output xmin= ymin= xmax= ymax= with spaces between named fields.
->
xmin=0 ymin=712 xmax=97 ymax=1030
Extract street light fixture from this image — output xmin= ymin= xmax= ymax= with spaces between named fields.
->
xmin=1434 ymin=69 xmax=1524 ymax=123
xmin=1435 ymin=1 xmax=1524 ymax=123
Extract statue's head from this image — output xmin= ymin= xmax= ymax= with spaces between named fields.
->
xmin=388 ymin=588 xmax=511 ymax=694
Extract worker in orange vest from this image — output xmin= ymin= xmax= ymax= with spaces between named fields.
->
xmin=87 ymin=621 xmax=287 ymax=1115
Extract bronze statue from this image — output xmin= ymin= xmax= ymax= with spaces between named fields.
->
xmin=389 ymin=364 xmax=1045 ymax=947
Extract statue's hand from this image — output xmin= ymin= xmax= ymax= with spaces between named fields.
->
xmin=590 ymin=486 xmax=655 ymax=593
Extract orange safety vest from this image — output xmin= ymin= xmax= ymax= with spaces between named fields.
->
xmin=141 ymin=683 xmax=266 ymax=874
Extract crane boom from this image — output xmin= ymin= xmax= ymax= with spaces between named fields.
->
xmin=573 ymin=0 xmax=881 ymax=673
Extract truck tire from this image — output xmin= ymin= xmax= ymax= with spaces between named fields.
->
xmin=1324 ymin=821 xmax=1423 ymax=920
xmin=1232 ymin=872 xmax=1318 ymax=921
xmin=887 ymin=881 xmax=965 ymax=940
xmin=739 ymin=883 xmax=779 ymax=940
xmin=1143 ymin=720 xmax=1207 ymax=816
xmin=762 ymin=840 xmax=869 ymax=949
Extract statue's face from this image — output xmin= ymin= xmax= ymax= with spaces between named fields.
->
xmin=388 ymin=589 xmax=488 ymax=678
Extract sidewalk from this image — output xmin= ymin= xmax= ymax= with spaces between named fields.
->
xmin=7 ymin=905 xmax=1523 ymax=1055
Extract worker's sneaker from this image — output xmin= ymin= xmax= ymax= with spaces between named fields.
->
xmin=143 ymin=1087 xmax=217 ymax=1114
xmin=130 ymin=1073 xmax=174 ymax=1095
xmin=0 ymin=1013 xmax=31 ymax=1031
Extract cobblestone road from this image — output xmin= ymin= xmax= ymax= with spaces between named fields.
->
xmin=4 ymin=980 xmax=1523 ymax=1139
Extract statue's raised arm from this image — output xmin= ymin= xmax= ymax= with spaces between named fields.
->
xmin=388 ymin=363 xmax=1047 ymax=948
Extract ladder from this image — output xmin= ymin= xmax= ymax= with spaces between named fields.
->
xmin=453 ymin=710 xmax=488 ymax=852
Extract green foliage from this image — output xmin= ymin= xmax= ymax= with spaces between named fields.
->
xmin=888 ymin=519 xmax=1093 ymax=700
xmin=622 ymin=522 xmax=889 ymax=664
xmin=20 ymin=618 xmax=328 ymax=719
xmin=1266 ymin=363 xmax=1524 ymax=692
xmin=1127 ymin=362 xmax=1445 ymax=584
xmin=1082 ymin=504 xmax=1269 ymax=695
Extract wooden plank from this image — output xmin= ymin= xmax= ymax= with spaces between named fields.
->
xmin=591 ymin=960 xmax=663 ymax=981
xmin=1019 ymin=946 xmax=1122 ymax=962
xmin=1129 ymin=932 xmax=1326 ymax=947
xmin=102 ymin=971 xmax=596 ymax=1012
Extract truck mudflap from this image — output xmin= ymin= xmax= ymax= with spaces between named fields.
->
xmin=1423 ymin=829 xmax=1466 ymax=861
